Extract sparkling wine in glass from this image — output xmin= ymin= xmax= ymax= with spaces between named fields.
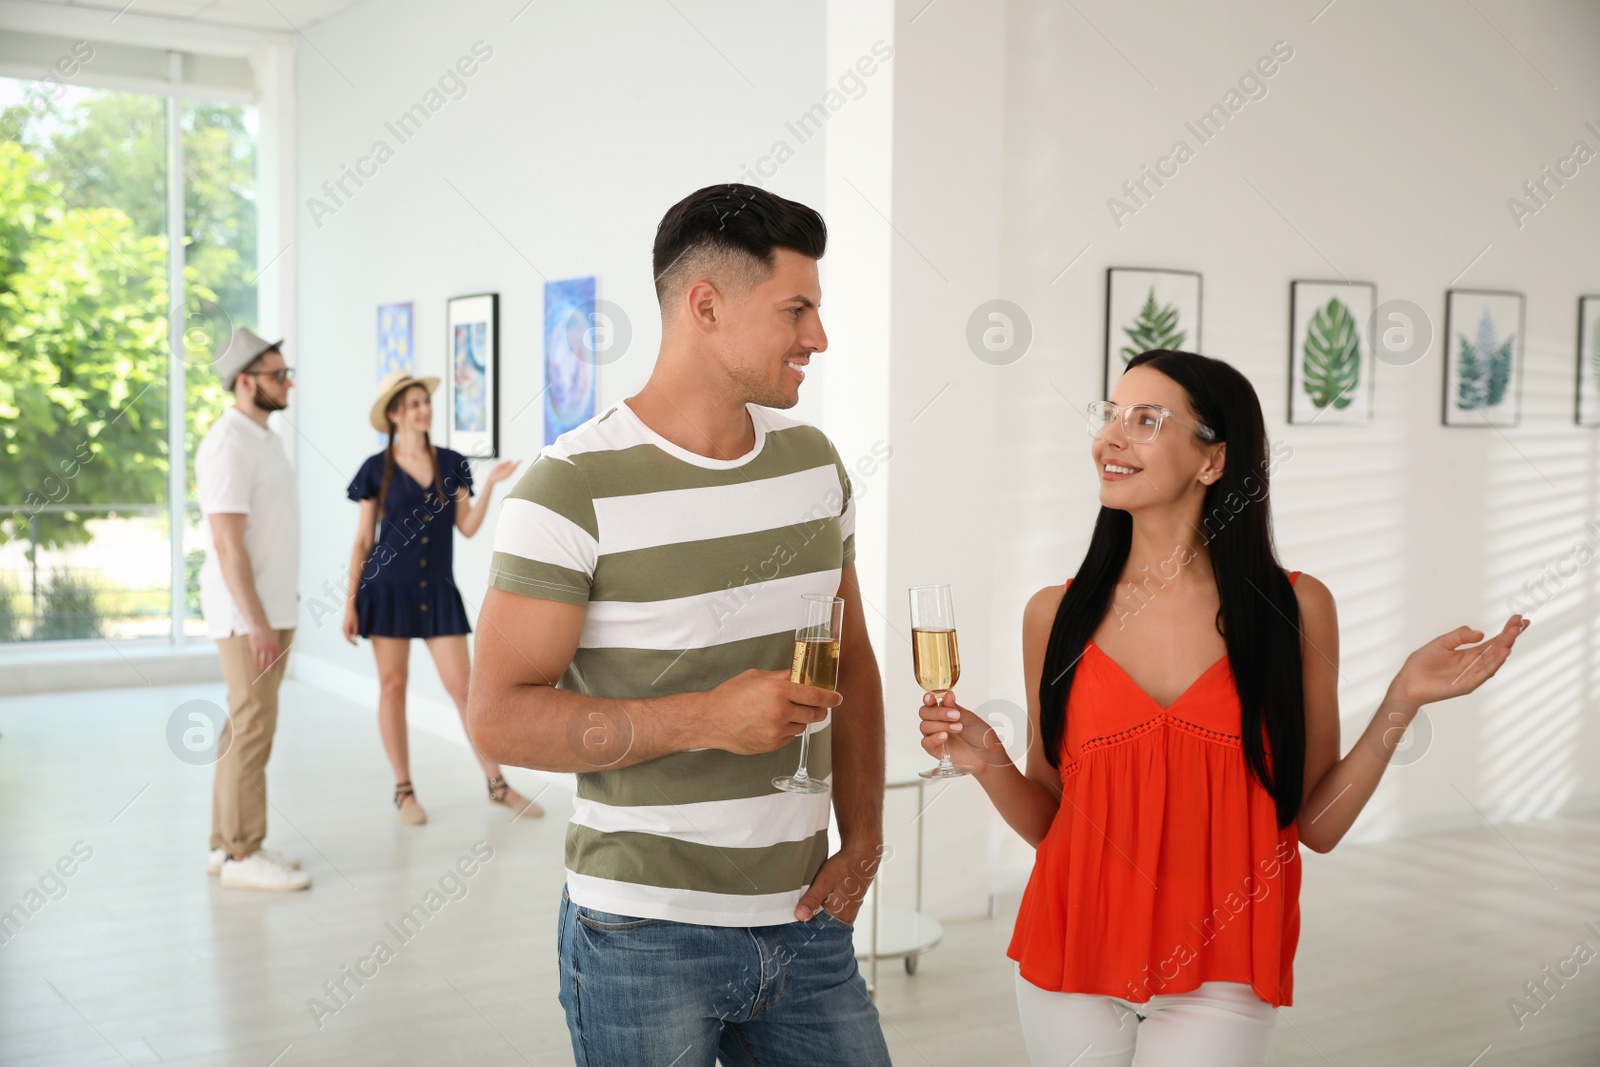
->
xmin=773 ymin=594 xmax=843 ymax=795
xmin=909 ymin=583 xmax=968 ymax=779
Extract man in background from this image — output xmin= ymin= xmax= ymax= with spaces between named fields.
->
xmin=197 ymin=327 xmax=310 ymax=892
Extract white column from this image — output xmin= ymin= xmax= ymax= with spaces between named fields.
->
xmin=886 ymin=0 xmax=1009 ymax=922
xmin=822 ymin=0 xmax=896 ymax=679
xmin=825 ymin=0 xmax=1011 ymax=921
xmin=253 ymin=42 xmax=298 ymax=468
xmin=166 ymin=50 xmax=186 ymax=644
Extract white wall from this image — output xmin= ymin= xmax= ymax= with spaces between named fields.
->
xmin=986 ymin=0 xmax=1600 ymax=878
xmin=290 ymin=0 xmax=827 ymax=729
xmin=290 ymin=0 xmax=1600 ymax=924
xmin=876 ymin=0 xmax=1011 ymax=922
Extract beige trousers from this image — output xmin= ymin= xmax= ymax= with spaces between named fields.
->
xmin=210 ymin=628 xmax=294 ymax=857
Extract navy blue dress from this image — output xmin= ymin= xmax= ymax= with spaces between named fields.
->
xmin=346 ymin=447 xmax=474 ymax=639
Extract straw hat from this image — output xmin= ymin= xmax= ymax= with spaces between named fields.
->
xmin=370 ymin=369 xmax=441 ymax=432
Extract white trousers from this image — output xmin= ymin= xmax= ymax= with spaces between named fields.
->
xmin=1014 ymin=965 xmax=1277 ymax=1067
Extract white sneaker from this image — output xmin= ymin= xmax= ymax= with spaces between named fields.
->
xmin=219 ymin=852 xmax=312 ymax=891
xmin=207 ymin=847 xmax=301 ymax=875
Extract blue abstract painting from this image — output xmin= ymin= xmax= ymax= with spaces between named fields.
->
xmin=453 ymin=322 xmax=488 ymax=433
xmin=544 ymin=277 xmax=597 ymax=446
xmin=376 ymin=302 xmax=413 ymax=443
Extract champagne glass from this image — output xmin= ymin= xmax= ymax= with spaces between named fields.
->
xmin=773 ymin=593 xmax=843 ymax=795
xmin=909 ymin=584 xmax=967 ymax=779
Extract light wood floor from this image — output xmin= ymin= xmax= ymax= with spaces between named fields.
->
xmin=1 ymin=679 xmax=1596 ymax=1066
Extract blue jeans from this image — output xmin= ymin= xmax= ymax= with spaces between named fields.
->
xmin=557 ymin=884 xmax=893 ymax=1066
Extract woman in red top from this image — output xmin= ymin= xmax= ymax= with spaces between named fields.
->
xmin=921 ymin=350 xmax=1529 ymax=1066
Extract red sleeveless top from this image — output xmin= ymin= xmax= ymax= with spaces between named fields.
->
xmin=1006 ymin=571 xmax=1302 ymax=1007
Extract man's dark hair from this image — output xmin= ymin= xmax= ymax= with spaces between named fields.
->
xmin=652 ymin=184 xmax=826 ymax=313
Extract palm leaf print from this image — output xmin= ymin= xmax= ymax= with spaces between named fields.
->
xmin=1120 ymin=288 xmax=1186 ymax=363
xmin=1301 ymin=296 xmax=1360 ymax=409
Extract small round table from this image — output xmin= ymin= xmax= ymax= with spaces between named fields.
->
xmin=856 ymin=772 xmax=944 ymax=996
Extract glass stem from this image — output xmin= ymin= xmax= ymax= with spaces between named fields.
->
xmin=936 ymin=692 xmax=955 ymax=770
xmin=793 ymin=729 xmax=811 ymax=782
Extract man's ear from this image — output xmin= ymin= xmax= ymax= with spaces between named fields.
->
xmin=684 ymin=278 xmax=722 ymax=335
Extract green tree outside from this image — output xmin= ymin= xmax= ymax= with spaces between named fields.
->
xmin=0 ymin=87 xmax=256 ymax=552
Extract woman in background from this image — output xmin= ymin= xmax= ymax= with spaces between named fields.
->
xmin=920 ymin=350 xmax=1526 ymax=1065
xmin=343 ymin=369 xmax=541 ymax=825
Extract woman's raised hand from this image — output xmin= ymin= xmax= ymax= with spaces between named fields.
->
xmin=1392 ymin=615 xmax=1529 ymax=706
xmin=485 ymin=459 xmax=521 ymax=487
xmin=917 ymin=691 xmax=1012 ymax=777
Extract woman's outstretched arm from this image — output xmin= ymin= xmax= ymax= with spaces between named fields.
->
xmin=456 ymin=459 xmax=519 ymax=538
xmin=1295 ymin=573 xmax=1529 ymax=853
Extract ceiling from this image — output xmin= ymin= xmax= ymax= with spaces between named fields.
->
xmin=29 ymin=0 xmax=366 ymax=31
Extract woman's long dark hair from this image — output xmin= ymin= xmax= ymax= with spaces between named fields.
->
xmin=376 ymin=387 xmax=445 ymax=526
xmin=1038 ymin=350 xmax=1306 ymax=828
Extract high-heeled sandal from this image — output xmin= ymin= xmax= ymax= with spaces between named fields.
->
xmin=394 ymin=780 xmax=426 ymax=825
xmin=487 ymin=775 xmax=543 ymax=818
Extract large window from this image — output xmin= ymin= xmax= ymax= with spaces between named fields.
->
xmin=0 ymin=78 xmax=258 ymax=643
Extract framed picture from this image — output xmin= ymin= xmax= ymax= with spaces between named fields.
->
xmin=446 ymin=292 xmax=499 ymax=458
xmin=1288 ymin=280 xmax=1376 ymax=425
xmin=1578 ymin=296 xmax=1600 ymax=427
xmin=1105 ymin=268 xmax=1201 ymax=397
xmin=1443 ymin=289 xmax=1524 ymax=428
xmin=543 ymin=276 xmax=598 ymax=447
xmin=376 ymin=301 xmax=414 ymax=445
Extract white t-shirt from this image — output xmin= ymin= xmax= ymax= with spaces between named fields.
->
xmin=196 ymin=407 xmax=300 ymax=638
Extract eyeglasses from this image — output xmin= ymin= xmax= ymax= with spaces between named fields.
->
xmin=243 ymin=367 xmax=295 ymax=384
xmin=1086 ymin=400 xmax=1216 ymax=443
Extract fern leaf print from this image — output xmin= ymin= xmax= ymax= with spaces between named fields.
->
xmin=1456 ymin=308 xmax=1513 ymax=412
xmin=1486 ymin=335 xmax=1514 ymax=408
xmin=1456 ymin=332 xmax=1484 ymax=411
xmin=1120 ymin=288 xmax=1187 ymax=364
xmin=1301 ymin=297 xmax=1360 ymax=409
xmin=1482 ymin=309 xmax=1513 ymax=408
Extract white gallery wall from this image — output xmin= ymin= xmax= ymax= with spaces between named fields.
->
xmin=291 ymin=0 xmax=1600 ymax=923
xmin=289 ymin=2 xmax=829 ymax=719
xmin=981 ymin=0 xmax=1600 ymax=895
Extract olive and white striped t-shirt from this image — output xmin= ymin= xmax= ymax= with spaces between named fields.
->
xmin=488 ymin=399 xmax=856 ymax=927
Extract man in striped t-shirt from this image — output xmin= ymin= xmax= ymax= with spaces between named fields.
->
xmin=469 ymin=185 xmax=890 ymax=1066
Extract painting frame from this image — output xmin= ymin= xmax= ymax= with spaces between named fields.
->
xmin=1577 ymin=295 xmax=1600 ymax=427
xmin=1442 ymin=289 xmax=1524 ymax=429
xmin=1287 ymin=280 xmax=1377 ymax=425
xmin=446 ymin=292 xmax=500 ymax=458
xmin=1104 ymin=267 xmax=1202 ymax=398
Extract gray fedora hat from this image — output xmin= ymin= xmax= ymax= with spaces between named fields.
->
xmin=215 ymin=327 xmax=284 ymax=389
